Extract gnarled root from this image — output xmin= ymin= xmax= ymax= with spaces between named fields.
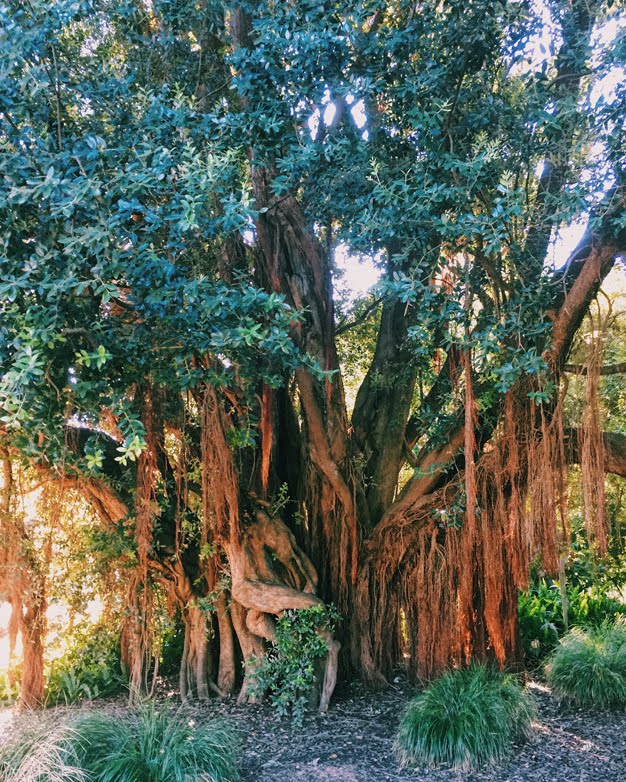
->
xmin=216 ymin=593 xmax=237 ymax=696
xmin=231 ymin=600 xmax=264 ymax=704
xmin=228 ymin=510 xmax=340 ymax=712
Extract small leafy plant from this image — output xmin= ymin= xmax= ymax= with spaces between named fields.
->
xmin=546 ymin=619 xmax=626 ymax=710
xmin=518 ymin=582 xmax=562 ymax=667
xmin=251 ymin=603 xmax=339 ymax=724
xmin=0 ymin=669 xmax=19 ymax=705
xmin=396 ymin=664 xmax=536 ymax=770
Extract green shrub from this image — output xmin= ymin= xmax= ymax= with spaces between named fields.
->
xmin=546 ymin=619 xmax=626 ymax=710
xmin=73 ymin=703 xmax=241 ymax=782
xmin=518 ymin=580 xmax=626 ymax=668
xmin=396 ymin=665 xmax=536 ymax=770
xmin=518 ymin=583 xmax=562 ymax=667
xmin=0 ymin=704 xmax=241 ymax=782
xmin=251 ymin=604 xmax=339 ymax=725
xmin=46 ymin=621 xmax=125 ymax=705
xmin=568 ymin=587 xmax=626 ymax=627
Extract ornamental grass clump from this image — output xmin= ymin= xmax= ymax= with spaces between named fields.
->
xmin=396 ymin=664 xmax=536 ymax=770
xmin=546 ymin=619 xmax=626 ymax=710
xmin=75 ymin=703 xmax=240 ymax=782
xmin=0 ymin=719 xmax=86 ymax=782
xmin=0 ymin=703 xmax=241 ymax=782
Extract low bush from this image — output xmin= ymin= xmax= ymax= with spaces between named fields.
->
xmin=251 ymin=603 xmax=339 ymax=725
xmin=546 ymin=619 xmax=626 ymax=710
xmin=0 ymin=703 xmax=241 ymax=782
xmin=396 ymin=665 xmax=536 ymax=770
xmin=518 ymin=580 xmax=626 ymax=668
xmin=46 ymin=621 xmax=125 ymax=705
xmin=0 ymin=719 xmax=86 ymax=782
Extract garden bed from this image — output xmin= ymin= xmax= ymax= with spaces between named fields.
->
xmin=198 ymin=679 xmax=626 ymax=782
xmin=1 ymin=679 xmax=624 ymax=781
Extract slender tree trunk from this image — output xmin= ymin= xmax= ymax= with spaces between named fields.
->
xmin=18 ymin=594 xmax=46 ymax=709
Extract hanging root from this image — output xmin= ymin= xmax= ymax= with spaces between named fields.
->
xmin=580 ymin=323 xmax=607 ymax=553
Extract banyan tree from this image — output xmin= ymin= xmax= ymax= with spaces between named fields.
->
xmin=1 ymin=0 xmax=626 ymax=708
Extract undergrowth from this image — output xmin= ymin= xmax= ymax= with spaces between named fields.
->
xmin=396 ymin=664 xmax=536 ymax=770
xmin=0 ymin=703 xmax=241 ymax=782
xmin=45 ymin=622 xmax=125 ymax=706
xmin=546 ymin=619 xmax=626 ymax=710
xmin=518 ymin=580 xmax=626 ymax=668
xmin=0 ymin=719 xmax=86 ymax=782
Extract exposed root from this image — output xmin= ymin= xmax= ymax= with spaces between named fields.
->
xmin=228 ymin=510 xmax=339 ymax=711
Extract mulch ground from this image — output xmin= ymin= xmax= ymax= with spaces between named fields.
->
xmin=193 ymin=678 xmax=626 ymax=782
xmin=1 ymin=678 xmax=624 ymax=781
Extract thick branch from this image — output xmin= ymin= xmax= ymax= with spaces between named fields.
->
xmin=550 ymin=196 xmax=626 ymax=365
xmin=296 ymin=369 xmax=354 ymax=520
xmin=351 ymin=256 xmax=418 ymax=524
xmin=564 ymin=362 xmax=626 ymax=376
xmin=565 ymin=428 xmax=626 ymax=479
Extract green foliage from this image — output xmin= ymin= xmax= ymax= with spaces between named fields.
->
xmin=546 ymin=619 xmax=626 ymax=710
xmin=0 ymin=670 xmax=19 ymax=706
xmin=567 ymin=505 xmax=626 ymax=596
xmin=518 ymin=582 xmax=564 ymax=667
xmin=0 ymin=0 xmax=320 ymax=468
xmin=519 ymin=579 xmax=626 ymax=668
xmin=396 ymin=665 xmax=536 ymax=771
xmin=45 ymin=621 xmax=125 ymax=706
xmin=0 ymin=704 xmax=241 ymax=782
xmin=158 ymin=615 xmax=186 ymax=677
xmin=251 ymin=604 xmax=339 ymax=725
xmin=71 ymin=704 xmax=241 ymax=782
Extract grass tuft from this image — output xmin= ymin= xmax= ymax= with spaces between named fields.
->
xmin=0 ymin=719 xmax=87 ymax=782
xmin=73 ymin=703 xmax=241 ymax=782
xmin=395 ymin=664 xmax=536 ymax=771
xmin=546 ymin=618 xmax=626 ymax=710
xmin=0 ymin=703 xmax=241 ymax=782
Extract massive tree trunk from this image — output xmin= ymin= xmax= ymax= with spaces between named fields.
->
xmin=225 ymin=0 xmax=626 ymax=690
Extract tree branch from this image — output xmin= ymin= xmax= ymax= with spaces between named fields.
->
xmin=564 ymin=362 xmax=626 ymax=376
xmin=384 ymin=188 xmax=626 ymax=524
xmin=335 ymin=297 xmax=381 ymax=336
xmin=565 ymin=428 xmax=626 ymax=479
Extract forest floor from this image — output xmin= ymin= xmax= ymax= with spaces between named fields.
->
xmin=202 ymin=678 xmax=626 ymax=782
xmin=0 ymin=678 xmax=624 ymax=781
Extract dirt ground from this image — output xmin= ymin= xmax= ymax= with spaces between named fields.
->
xmin=195 ymin=678 xmax=626 ymax=782
xmin=1 ymin=678 xmax=624 ymax=781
